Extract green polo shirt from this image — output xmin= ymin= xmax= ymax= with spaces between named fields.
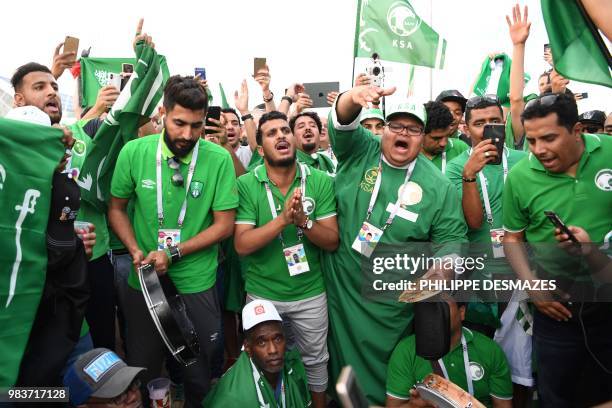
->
xmin=324 ymin=108 xmax=467 ymax=404
xmin=236 ymin=163 xmax=336 ymax=301
xmin=111 ymin=133 xmax=239 ymax=293
xmin=296 ymin=149 xmax=336 ymax=175
xmin=446 ymin=148 xmax=527 ymax=275
xmin=424 ymin=137 xmax=470 ymax=173
xmin=68 ymin=120 xmax=109 ymax=260
xmin=503 ymin=134 xmax=612 ymax=279
xmin=386 ymin=327 xmax=513 ymax=408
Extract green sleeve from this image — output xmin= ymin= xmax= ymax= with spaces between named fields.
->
xmin=430 ymin=183 xmax=468 ymax=246
xmin=313 ymin=173 xmax=337 ymax=220
xmin=502 ymin=172 xmax=528 ymax=232
xmin=488 ymin=342 xmax=514 ymax=400
xmin=236 ymin=177 xmax=257 ymax=224
xmin=212 ymin=152 xmax=239 ymax=211
xmin=110 ymin=143 xmax=135 ymax=199
xmin=327 ymin=106 xmax=375 ymax=163
xmin=246 ymin=150 xmax=264 ymax=172
xmin=444 ymin=159 xmax=465 ymax=200
xmin=386 ymin=338 xmax=416 ymax=400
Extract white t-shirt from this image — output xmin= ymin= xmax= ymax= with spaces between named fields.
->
xmin=235 ymin=145 xmax=253 ymax=169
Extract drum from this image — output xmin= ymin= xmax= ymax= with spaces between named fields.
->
xmin=139 ymin=264 xmax=200 ymax=366
xmin=415 ymin=374 xmax=486 ymax=408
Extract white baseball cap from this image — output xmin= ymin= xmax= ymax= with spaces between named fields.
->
xmin=4 ymin=106 xmax=51 ymax=126
xmin=242 ymin=299 xmax=282 ymax=331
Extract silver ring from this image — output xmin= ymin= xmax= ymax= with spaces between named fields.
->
xmin=484 ymin=151 xmax=490 ymax=158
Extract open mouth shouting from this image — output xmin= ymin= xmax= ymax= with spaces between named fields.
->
xmin=44 ymin=99 xmax=60 ymax=114
xmin=275 ymin=139 xmax=291 ymax=153
xmin=394 ymin=138 xmax=410 ymax=153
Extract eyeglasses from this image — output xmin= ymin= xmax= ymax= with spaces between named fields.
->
xmin=167 ymin=157 xmax=184 ymax=187
xmin=524 ymin=93 xmax=561 ymax=111
xmin=386 ymin=122 xmax=423 ymax=136
xmin=466 ymin=94 xmax=500 ymax=109
xmin=88 ymin=378 xmax=141 ymax=406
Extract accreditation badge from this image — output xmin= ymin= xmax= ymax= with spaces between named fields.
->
xmin=283 ymin=243 xmax=310 ymax=276
xmin=490 ymin=228 xmax=505 ymax=258
xmin=351 ymin=221 xmax=384 ymax=258
xmin=158 ymin=229 xmax=181 ymax=250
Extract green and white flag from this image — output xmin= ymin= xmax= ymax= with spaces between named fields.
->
xmin=80 ymin=55 xmax=168 ymax=108
xmin=0 ymin=119 xmax=64 ymax=388
xmin=78 ymin=44 xmax=170 ymax=212
xmin=471 ymin=53 xmax=531 ymax=107
xmin=353 ymin=0 xmax=446 ymax=105
xmin=541 ymin=0 xmax=612 ymax=88
xmin=219 ymin=83 xmax=230 ymax=109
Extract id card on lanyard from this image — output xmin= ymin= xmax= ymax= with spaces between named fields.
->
xmin=155 ymin=137 xmax=199 ymax=249
xmin=351 ymin=156 xmax=416 ymax=258
xmin=437 ymin=334 xmax=475 ymax=396
xmin=251 ymin=358 xmax=286 ymax=408
xmin=475 ymin=149 xmax=508 ymax=258
xmin=265 ymin=164 xmax=310 ymax=276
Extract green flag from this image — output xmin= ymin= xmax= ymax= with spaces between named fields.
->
xmin=78 ymin=44 xmax=169 ymax=212
xmin=219 ymin=83 xmax=230 ymax=109
xmin=541 ymin=0 xmax=612 ymax=88
xmin=472 ymin=54 xmax=532 ymax=107
xmin=355 ymin=0 xmax=446 ymax=69
xmin=0 ymin=118 xmax=64 ymax=388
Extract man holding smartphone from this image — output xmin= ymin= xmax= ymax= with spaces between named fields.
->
xmin=445 ymin=95 xmax=531 ymax=404
xmin=502 ymin=93 xmax=612 ymax=407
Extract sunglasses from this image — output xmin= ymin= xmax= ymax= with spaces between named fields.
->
xmin=167 ymin=157 xmax=184 ymax=187
xmin=524 ymin=93 xmax=561 ymax=111
xmin=466 ymin=94 xmax=500 ymax=109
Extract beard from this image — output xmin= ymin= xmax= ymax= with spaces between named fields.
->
xmin=266 ymin=151 xmax=296 ymax=168
xmin=164 ymin=127 xmax=197 ymax=157
xmin=301 ymin=141 xmax=317 ymax=153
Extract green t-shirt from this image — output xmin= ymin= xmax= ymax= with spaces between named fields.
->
xmin=236 ymin=163 xmax=336 ymax=301
xmin=296 ymin=149 xmax=336 ymax=175
xmin=424 ymin=137 xmax=470 ymax=174
xmin=110 ymin=133 xmax=239 ymax=293
xmin=503 ymin=134 xmax=612 ymax=278
xmin=446 ymin=148 xmax=527 ymax=276
xmin=324 ymin=108 xmax=467 ymax=404
xmin=386 ymin=327 xmax=513 ymax=408
xmin=203 ymin=349 xmax=311 ymax=407
xmin=68 ymin=120 xmax=109 ymax=260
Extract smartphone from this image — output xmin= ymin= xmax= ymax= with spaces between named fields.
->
xmin=205 ymin=106 xmax=221 ymax=135
xmin=108 ymin=72 xmax=122 ymax=91
xmin=544 ymin=43 xmax=551 ymax=52
xmin=482 ymin=124 xmax=505 ymax=165
xmin=64 ymin=36 xmax=80 ymax=56
xmin=544 ymin=210 xmax=579 ymax=243
xmin=120 ymin=63 xmax=134 ymax=91
xmin=336 ymin=366 xmax=370 ymax=408
xmin=576 ymin=92 xmax=589 ymax=99
xmin=253 ymin=57 xmax=267 ymax=77
xmin=194 ymin=67 xmax=206 ymax=80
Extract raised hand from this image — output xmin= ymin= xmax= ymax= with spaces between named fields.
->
xmin=506 ymin=4 xmax=531 ymax=45
xmin=132 ymin=18 xmax=155 ymax=51
xmin=350 ymin=85 xmax=396 ymax=108
xmin=234 ymin=80 xmax=249 ymax=115
xmin=51 ymin=42 xmax=77 ymax=79
xmin=295 ymin=93 xmax=313 ymax=113
xmin=254 ymin=65 xmax=271 ymax=93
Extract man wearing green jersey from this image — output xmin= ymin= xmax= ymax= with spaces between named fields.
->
xmin=420 ymin=101 xmax=470 ymax=174
xmin=234 ymin=111 xmax=338 ymax=408
xmin=502 ymin=93 xmax=612 ymax=407
xmin=386 ymin=296 xmax=512 ymax=408
xmin=436 ymin=89 xmax=471 ymax=146
xmin=289 ymin=111 xmax=336 ymax=175
xmin=326 ymin=85 xmax=467 ymax=404
xmin=109 ymin=76 xmax=238 ymax=406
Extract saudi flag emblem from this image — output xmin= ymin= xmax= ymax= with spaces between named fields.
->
xmin=190 ymin=181 xmax=203 ymax=198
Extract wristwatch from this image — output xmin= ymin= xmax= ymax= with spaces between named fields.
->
xmin=164 ymin=245 xmax=182 ymax=265
xmin=301 ymin=217 xmax=314 ymax=230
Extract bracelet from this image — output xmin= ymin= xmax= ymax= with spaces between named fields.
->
xmin=263 ymin=91 xmax=274 ymax=103
xmin=281 ymin=96 xmax=293 ymax=105
xmin=241 ymin=113 xmax=253 ymax=122
xmin=462 ymin=176 xmax=477 ymax=183
xmin=164 ymin=247 xmax=173 ymax=265
xmin=169 ymin=245 xmax=182 ymax=264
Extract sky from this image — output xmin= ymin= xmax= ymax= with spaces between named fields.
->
xmin=0 ymin=0 xmax=609 ymax=115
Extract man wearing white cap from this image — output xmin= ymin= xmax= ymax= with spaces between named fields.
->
xmin=325 ymin=85 xmax=467 ymax=404
xmin=203 ymin=300 xmax=311 ymax=407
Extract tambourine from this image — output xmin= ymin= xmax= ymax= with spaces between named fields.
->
xmin=139 ymin=264 xmax=200 ymax=366
xmin=398 ymin=288 xmax=442 ymax=303
xmin=414 ymin=374 xmax=485 ymax=408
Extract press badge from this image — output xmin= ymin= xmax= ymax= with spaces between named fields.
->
xmin=490 ymin=228 xmax=505 ymax=258
xmin=158 ymin=229 xmax=181 ymax=250
xmin=351 ymin=222 xmax=384 ymax=258
xmin=284 ymin=243 xmax=310 ymax=276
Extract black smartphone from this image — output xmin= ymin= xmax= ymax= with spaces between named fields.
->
xmin=205 ymin=106 xmax=221 ymax=135
xmin=336 ymin=366 xmax=370 ymax=408
xmin=194 ymin=67 xmax=206 ymax=80
xmin=120 ymin=63 xmax=134 ymax=91
xmin=544 ymin=210 xmax=579 ymax=243
xmin=482 ymin=124 xmax=505 ymax=165
xmin=544 ymin=43 xmax=551 ymax=52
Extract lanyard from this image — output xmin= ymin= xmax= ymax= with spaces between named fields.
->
xmin=365 ymin=155 xmax=416 ymax=232
xmin=264 ymin=164 xmax=307 ymax=246
xmin=156 ymin=136 xmax=199 ymax=228
xmin=473 ymin=148 xmax=508 ymax=226
xmin=441 ymin=150 xmax=447 ymax=174
xmin=251 ymin=358 xmax=285 ymax=408
xmin=438 ymin=333 xmax=474 ymax=396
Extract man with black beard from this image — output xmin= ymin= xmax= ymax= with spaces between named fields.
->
xmin=234 ymin=111 xmax=338 ymax=408
xmin=290 ymin=111 xmax=336 ymax=174
xmin=109 ymin=75 xmax=238 ymax=406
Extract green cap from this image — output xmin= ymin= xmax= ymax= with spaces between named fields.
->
xmin=385 ymin=102 xmax=427 ymax=128
xmin=360 ymin=108 xmax=385 ymax=123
